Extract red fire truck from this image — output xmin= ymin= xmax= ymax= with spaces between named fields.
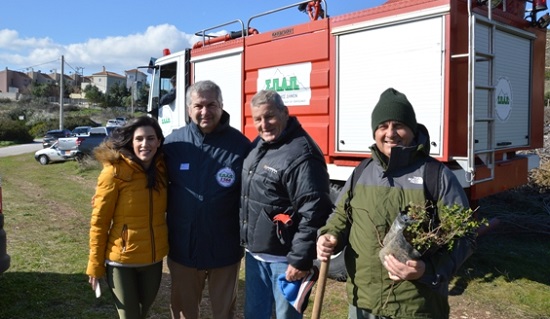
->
xmin=146 ymin=0 xmax=547 ymax=202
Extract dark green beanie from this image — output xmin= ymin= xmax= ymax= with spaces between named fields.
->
xmin=371 ymin=88 xmax=417 ymax=134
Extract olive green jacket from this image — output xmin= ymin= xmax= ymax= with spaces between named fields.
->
xmin=319 ymin=124 xmax=473 ymax=319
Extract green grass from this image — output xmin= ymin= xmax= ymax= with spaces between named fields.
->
xmin=451 ymin=233 xmax=550 ymax=317
xmin=0 ymin=152 xmax=549 ymax=318
xmin=0 ymin=141 xmax=17 ymax=147
xmin=0 ymin=155 xmax=115 ymax=318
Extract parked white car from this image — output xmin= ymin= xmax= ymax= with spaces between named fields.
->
xmin=115 ymin=117 xmax=127 ymax=125
xmin=34 ymin=142 xmax=82 ymax=165
xmin=106 ymin=119 xmax=125 ymax=127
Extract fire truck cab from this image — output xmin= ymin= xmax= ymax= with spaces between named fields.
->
xmin=147 ymin=0 xmax=547 ymax=202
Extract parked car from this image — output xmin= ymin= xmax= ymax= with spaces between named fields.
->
xmin=57 ymin=126 xmax=115 ymax=157
xmin=42 ymin=129 xmax=72 ymax=148
xmin=78 ymin=126 xmax=117 ymax=156
xmin=71 ymin=126 xmax=92 ymax=137
xmin=0 ymin=176 xmax=10 ymax=275
xmin=106 ymin=119 xmax=123 ymax=127
xmin=34 ymin=142 xmax=82 ymax=165
xmin=58 ymin=136 xmax=86 ymax=151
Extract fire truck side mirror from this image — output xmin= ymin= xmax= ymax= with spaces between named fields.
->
xmin=537 ymin=12 xmax=550 ymax=28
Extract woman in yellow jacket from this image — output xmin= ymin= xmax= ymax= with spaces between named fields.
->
xmin=86 ymin=116 xmax=168 ymax=319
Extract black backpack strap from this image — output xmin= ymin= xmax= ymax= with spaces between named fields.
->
xmin=344 ymin=158 xmax=372 ymax=223
xmin=423 ymin=157 xmax=444 ymax=207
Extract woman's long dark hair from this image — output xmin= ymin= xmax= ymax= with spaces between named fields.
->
xmin=108 ymin=116 xmax=166 ymax=190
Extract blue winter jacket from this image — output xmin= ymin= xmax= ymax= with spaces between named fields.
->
xmin=164 ymin=111 xmax=251 ymax=269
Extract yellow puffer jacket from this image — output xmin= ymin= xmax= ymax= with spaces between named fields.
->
xmin=86 ymin=147 xmax=168 ymax=278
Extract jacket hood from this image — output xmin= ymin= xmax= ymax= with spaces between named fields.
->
xmin=370 ymin=123 xmax=431 ymax=171
xmin=94 ymin=142 xmax=122 ymax=164
xmin=94 ymin=142 xmax=144 ymax=172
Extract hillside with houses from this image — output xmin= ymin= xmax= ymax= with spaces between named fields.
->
xmin=0 ymin=66 xmax=147 ymax=105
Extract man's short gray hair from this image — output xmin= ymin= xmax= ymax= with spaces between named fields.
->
xmin=185 ymin=80 xmax=223 ymax=107
xmin=251 ymin=90 xmax=286 ymax=112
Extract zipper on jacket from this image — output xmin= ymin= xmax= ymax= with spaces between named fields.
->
xmin=149 ymin=188 xmax=156 ymax=262
xmin=121 ymin=224 xmax=128 ymax=253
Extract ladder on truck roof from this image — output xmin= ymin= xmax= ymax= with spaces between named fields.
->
xmin=453 ymin=0 xmax=498 ymax=185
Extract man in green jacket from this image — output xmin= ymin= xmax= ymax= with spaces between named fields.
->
xmin=317 ymin=88 xmax=475 ymax=319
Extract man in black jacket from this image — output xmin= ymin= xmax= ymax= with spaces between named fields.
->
xmin=240 ymin=90 xmax=332 ymax=319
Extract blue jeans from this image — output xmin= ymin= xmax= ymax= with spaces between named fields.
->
xmin=244 ymin=252 xmax=302 ymax=319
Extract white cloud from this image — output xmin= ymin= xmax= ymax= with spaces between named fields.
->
xmin=0 ymin=25 xmax=199 ymax=75
xmin=0 ymin=29 xmax=55 ymax=50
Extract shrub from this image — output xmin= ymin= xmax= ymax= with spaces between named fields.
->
xmin=63 ymin=116 xmax=100 ymax=131
xmin=5 ymin=105 xmax=37 ymax=122
xmin=379 ymin=202 xmax=487 ymax=264
xmin=0 ymin=118 xmax=34 ymax=143
xmin=29 ymin=119 xmax=61 ymax=138
xmin=28 ymin=122 xmax=49 ymax=139
xmin=403 ymin=203 xmax=486 ymax=253
xmin=531 ymin=161 xmax=550 ymax=191
xmin=76 ymin=155 xmax=101 ymax=172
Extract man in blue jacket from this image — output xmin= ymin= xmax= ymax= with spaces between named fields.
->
xmin=240 ymin=90 xmax=332 ymax=319
xmin=164 ymin=80 xmax=250 ymax=319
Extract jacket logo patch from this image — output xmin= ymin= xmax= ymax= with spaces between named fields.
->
xmin=408 ymin=176 xmax=423 ymax=185
xmin=216 ymin=167 xmax=236 ymax=187
xmin=263 ymin=165 xmax=278 ymax=175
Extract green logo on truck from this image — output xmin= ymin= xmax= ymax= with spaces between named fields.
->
xmin=265 ymin=76 xmax=300 ymax=91
xmin=495 ymin=77 xmax=512 ymax=122
xmin=258 ymin=63 xmax=312 ymax=106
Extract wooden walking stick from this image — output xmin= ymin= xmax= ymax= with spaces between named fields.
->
xmin=311 ymin=259 xmax=330 ymax=319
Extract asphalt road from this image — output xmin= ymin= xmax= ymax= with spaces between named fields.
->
xmin=0 ymin=141 xmax=43 ymax=157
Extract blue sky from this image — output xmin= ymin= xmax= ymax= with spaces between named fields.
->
xmin=0 ymin=1 xmax=385 ymax=76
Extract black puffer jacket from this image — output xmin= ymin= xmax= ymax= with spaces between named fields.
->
xmin=240 ymin=116 xmax=332 ymax=270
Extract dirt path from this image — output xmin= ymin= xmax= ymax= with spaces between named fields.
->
xmin=449 ymin=295 xmax=498 ymax=319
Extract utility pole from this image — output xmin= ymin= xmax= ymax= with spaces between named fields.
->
xmin=59 ymin=55 xmax=64 ymax=130
xmin=75 ymin=66 xmax=84 ymax=105
xmin=75 ymin=66 xmax=83 ymax=89
xmin=130 ymin=78 xmax=134 ymax=116
xmin=131 ymin=69 xmax=138 ymax=116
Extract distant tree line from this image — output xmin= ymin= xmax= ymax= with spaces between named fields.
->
xmin=29 ymin=81 xmax=149 ymax=109
xmin=83 ymin=83 xmax=149 ymax=108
